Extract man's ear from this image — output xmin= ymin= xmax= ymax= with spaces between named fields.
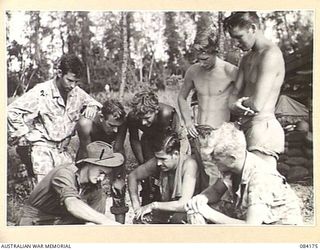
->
xmin=250 ymin=24 xmax=257 ymax=33
xmin=173 ymin=150 xmax=179 ymax=157
xmin=229 ymin=154 xmax=237 ymax=162
xmin=57 ymin=69 xmax=63 ymax=78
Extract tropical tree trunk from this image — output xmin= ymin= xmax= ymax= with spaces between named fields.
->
xmin=218 ymin=11 xmax=225 ymax=60
xmin=119 ymin=12 xmax=129 ymax=101
xmin=148 ymin=51 xmax=155 ymax=82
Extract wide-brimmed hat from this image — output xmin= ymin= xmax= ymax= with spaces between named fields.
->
xmin=76 ymin=141 xmax=124 ymax=168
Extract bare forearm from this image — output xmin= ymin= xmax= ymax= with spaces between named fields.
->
xmin=154 ymin=200 xmax=186 ymax=213
xmin=128 ymin=175 xmax=141 ymax=211
xmin=206 ymin=209 xmax=245 ymax=224
xmin=178 ymin=97 xmax=193 ymax=126
xmin=130 ymin=139 xmax=144 ymax=164
xmin=243 ymin=98 xmax=261 ymax=113
xmin=65 ymin=198 xmax=113 ymax=224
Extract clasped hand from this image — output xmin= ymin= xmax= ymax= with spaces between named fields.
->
xmin=231 ymin=97 xmax=256 ymax=116
xmin=82 ymin=105 xmax=99 ymax=120
xmin=184 ymin=194 xmax=214 ymax=220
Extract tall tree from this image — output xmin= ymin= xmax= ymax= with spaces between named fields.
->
xmin=119 ymin=12 xmax=129 ymax=100
xmin=164 ymin=12 xmax=181 ymax=75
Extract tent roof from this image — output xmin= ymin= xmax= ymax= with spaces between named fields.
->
xmin=275 ymin=95 xmax=309 ymax=117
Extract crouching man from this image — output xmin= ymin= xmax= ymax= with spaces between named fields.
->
xmin=128 ymin=133 xmax=199 ymax=224
xmin=186 ymin=123 xmax=302 ymax=225
xmin=19 ymin=141 xmax=123 ymax=225
xmin=76 ymin=99 xmax=128 ymax=224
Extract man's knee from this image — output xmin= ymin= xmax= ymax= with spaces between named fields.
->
xmin=77 ymin=117 xmax=94 ymax=137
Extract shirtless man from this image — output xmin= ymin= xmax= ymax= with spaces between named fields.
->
xmin=178 ymin=34 xmax=238 ymax=136
xmin=224 ymin=12 xmax=285 ymax=168
xmin=128 ymin=91 xmax=186 ymax=205
xmin=178 ymin=33 xmax=238 ymax=186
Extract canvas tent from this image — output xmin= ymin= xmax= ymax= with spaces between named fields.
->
xmin=275 ymin=95 xmax=309 ymax=125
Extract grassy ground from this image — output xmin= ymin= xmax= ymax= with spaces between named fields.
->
xmin=7 ymin=88 xmax=314 ymax=225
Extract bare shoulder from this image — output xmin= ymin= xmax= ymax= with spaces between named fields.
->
xmin=262 ymin=45 xmax=284 ymax=62
xmin=223 ymin=60 xmax=238 ymax=79
xmin=185 ymin=63 xmax=201 ymax=77
xmin=183 ymin=156 xmax=198 ymax=172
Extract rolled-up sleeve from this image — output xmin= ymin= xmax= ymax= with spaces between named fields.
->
xmin=51 ymin=168 xmax=81 ymax=206
xmin=77 ymin=87 xmax=102 ymax=109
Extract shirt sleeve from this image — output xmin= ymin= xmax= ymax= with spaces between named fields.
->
xmin=51 ymin=168 xmax=81 ymax=206
xmin=7 ymin=86 xmax=41 ymax=139
xmin=76 ymin=87 xmax=102 ymax=109
xmin=247 ymin=173 xmax=275 ymax=207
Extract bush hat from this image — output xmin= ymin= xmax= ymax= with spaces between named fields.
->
xmin=76 ymin=141 xmax=124 ymax=168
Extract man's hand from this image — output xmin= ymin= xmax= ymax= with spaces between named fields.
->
xmin=197 ymin=204 xmax=216 ymax=221
xmin=134 ymin=203 xmax=154 ymax=220
xmin=185 ymin=194 xmax=209 ymax=213
xmin=82 ymin=106 xmax=99 ymax=120
xmin=230 ymin=97 xmax=256 ymax=116
xmin=186 ymin=122 xmax=199 ymax=138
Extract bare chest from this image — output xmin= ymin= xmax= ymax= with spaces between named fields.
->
xmin=193 ymin=68 xmax=233 ymax=96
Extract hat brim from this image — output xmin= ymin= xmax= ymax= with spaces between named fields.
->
xmin=76 ymin=153 xmax=124 ymax=168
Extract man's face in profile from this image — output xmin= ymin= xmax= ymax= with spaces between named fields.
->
xmin=228 ymin=25 xmax=255 ymax=51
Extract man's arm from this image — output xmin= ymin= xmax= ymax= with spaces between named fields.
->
xmin=196 ymin=197 xmax=267 ymax=225
xmin=197 ymin=203 xmax=246 ymax=224
xmin=76 ymin=116 xmax=93 ymax=161
xmin=228 ymin=60 xmax=247 ymax=113
xmin=128 ymin=125 xmax=144 ymax=164
xmin=113 ymin=122 xmax=127 ymax=158
xmin=128 ymin=158 xmax=158 ymax=213
xmin=242 ymin=48 xmax=284 ymax=112
xmin=76 ymin=87 xmax=102 ymax=119
xmin=7 ymin=86 xmax=41 ymax=144
xmin=64 ymin=197 xmax=119 ymax=225
xmin=186 ymin=178 xmax=227 ymax=213
xmin=178 ymin=68 xmax=198 ymax=138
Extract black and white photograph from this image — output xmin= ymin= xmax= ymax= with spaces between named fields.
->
xmin=6 ymin=10 xmax=314 ymax=230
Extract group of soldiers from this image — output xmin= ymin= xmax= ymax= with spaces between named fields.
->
xmin=8 ymin=12 xmax=303 ymax=226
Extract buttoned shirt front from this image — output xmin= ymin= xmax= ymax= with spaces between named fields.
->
xmin=223 ymin=152 xmax=302 ymax=225
xmin=8 ymin=79 xmax=102 ymax=143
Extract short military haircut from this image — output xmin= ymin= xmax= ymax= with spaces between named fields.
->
xmin=193 ymin=31 xmax=218 ymax=55
xmin=130 ymin=91 xmax=159 ymax=118
xmin=56 ymin=54 xmax=83 ymax=78
xmin=196 ymin=124 xmax=216 ymax=139
xmin=223 ymin=11 xmax=260 ymax=31
xmin=101 ymin=99 xmax=126 ymax=120
xmin=208 ymin=122 xmax=246 ymax=160
xmin=156 ymin=133 xmax=180 ymax=155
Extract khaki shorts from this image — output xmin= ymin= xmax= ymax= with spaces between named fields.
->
xmin=241 ymin=115 xmax=285 ymax=159
xmin=31 ymin=145 xmax=73 ymax=179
